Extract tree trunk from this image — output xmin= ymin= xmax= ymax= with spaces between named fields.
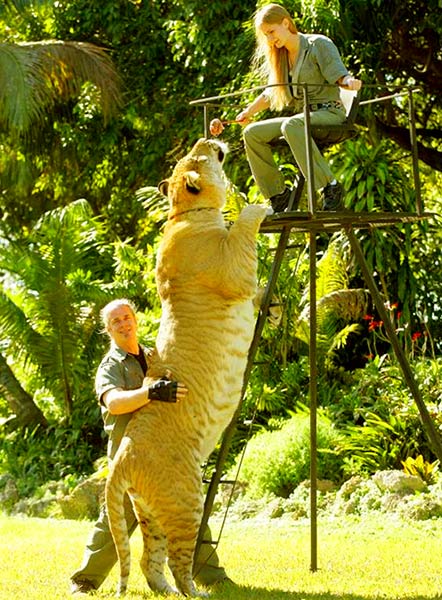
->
xmin=376 ymin=118 xmax=442 ymax=172
xmin=0 ymin=352 xmax=47 ymax=429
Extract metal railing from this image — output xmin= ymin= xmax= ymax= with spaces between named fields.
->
xmin=190 ymin=83 xmax=423 ymax=214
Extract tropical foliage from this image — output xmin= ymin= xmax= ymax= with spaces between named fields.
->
xmin=0 ymin=200 xmax=112 ymax=419
xmin=0 ymin=0 xmax=441 ymax=505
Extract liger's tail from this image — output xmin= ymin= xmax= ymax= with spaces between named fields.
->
xmin=105 ymin=471 xmax=131 ymax=596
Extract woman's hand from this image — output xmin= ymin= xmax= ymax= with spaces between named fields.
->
xmin=235 ymin=109 xmax=252 ymax=126
xmin=340 ymin=75 xmax=362 ymax=91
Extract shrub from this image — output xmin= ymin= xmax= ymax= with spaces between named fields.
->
xmin=402 ymin=454 xmax=440 ymax=484
xmin=0 ymin=421 xmax=104 ymax=504
xmin=232 ymin=406 xmax=345 ymax=499
xmin=327 ymin=357 xmax=442 ymax=477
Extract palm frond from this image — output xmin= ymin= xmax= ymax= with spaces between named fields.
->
xmin=328 ymin=322 xmax=364 ymax=352
xmin=34 ymin=197 xmax=93 ymax=231
xmin=295 ymin=289 xmax=370 ymax=348
xmin=137 ymin=185 xmax=169 ymax=227
xmin=318 ymin=288 xmax=370 ymax=322
xmin=316 ymin=243 xmax=349 ymax=299
xmin=0 ymin=40 xmax=121 ymax=134
xmin=0 ymin=44 xmax=42 ymax=132
xmin=0 ymin=289 xmax=47 ymax=365
xmin=137 ymin=185 xmax=168 ymax=210
xmin=298 ymin=288 xmax=370 ymax=323
xmin=28 ymin=40 xmax=122 ymax=116
xmin=299 ymin=240 xmax=349 ymax=309
xmin=1 ymin=0 xmax=48 ymax=13
xmin=0 ymin=199 xmax=117 ymax=414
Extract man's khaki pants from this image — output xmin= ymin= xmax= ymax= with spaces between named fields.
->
xmin=70 ymin=500 xmax=227 ymax=590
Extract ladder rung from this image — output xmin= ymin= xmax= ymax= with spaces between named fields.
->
xmin=269 ymin=243 xmax=303 ymax=251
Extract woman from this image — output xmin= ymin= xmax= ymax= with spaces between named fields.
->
xmin=210 ymin=3 xmax=362 ymax=212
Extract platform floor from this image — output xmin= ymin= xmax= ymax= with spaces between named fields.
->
xmin=260 ymin=210 xmax=433 ymax=233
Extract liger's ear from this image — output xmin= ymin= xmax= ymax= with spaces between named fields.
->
xmin=158 ymin=179 xmax=169 ymax=196
xmin=184 ymin=170 xmax=201 ymax=194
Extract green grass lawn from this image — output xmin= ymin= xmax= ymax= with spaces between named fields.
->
xmin=0 ymin=512 xmax=441 ymax=599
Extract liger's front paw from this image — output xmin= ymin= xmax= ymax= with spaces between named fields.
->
xmin=240 ymin=203 xmax=268 ymax=222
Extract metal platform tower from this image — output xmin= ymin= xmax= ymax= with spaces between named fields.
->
xmin=190 ymin=84 xmax=442 ymax=575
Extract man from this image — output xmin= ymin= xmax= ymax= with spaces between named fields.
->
xmin=70 ymin=298 xmax=230 ymax=595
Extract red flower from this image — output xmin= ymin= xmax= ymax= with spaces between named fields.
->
xmin=368 ymin=320 xmax=383 ymax=331
xmin=412 ymin=332 xmax=422 ymax=342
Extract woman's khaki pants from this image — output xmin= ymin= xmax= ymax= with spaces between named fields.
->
xmin=243 ymin=107 xmax=346 ymax=199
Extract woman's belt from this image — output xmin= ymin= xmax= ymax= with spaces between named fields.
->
xmin=309 ymin=101 xmax=343 ymax=111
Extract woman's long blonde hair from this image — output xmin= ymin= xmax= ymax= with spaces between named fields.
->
xmin=253 ymin=3 xmax=298 ymax=110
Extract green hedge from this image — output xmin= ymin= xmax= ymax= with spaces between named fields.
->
xmin=233 ymin=408 xmax=345 ymax=499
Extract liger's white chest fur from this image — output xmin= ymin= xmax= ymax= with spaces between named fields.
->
xmin=155 ymin=209 xmax=261 ymax=459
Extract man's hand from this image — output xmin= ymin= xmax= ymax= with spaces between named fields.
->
xmin=145 ymin=376 xmax=188 ymax=403
xmin=175 ymin=381 xmax=188 ymax=402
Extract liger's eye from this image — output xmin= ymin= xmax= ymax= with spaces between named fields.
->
xmin=218 ymin=149 xmax=225 ymax=162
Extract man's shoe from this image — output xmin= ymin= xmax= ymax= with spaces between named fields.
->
xmin=321 ymin=182 xmax=344 ymax=211
xmin=270 ymin=187 xmax=292 ymax=213
xmin=71 ymin=579 xmax=96 ymax=596
xmin=205 ymin=576 xmax=236 ymax=588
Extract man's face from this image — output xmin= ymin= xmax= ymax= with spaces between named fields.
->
xmin=107 ymin=305 xmax=138 ymax=349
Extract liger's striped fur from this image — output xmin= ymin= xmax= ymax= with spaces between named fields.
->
xmin=105 ymin=138 xmax=267 ymax=596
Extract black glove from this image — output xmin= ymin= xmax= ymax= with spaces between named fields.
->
xmin=148 ymin=378 xmax=178 ymax=403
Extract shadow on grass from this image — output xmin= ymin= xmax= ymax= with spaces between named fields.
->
xmin=107 ymin=583 xmax=441 ymax=600
xmin=201 ymin=583 xmax=442 ymax=600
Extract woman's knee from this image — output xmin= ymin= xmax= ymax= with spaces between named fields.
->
xmin=243 ymin=122 xmax=261 ymax=143
xmin=281 ymin=116 xmax=304 ymax=139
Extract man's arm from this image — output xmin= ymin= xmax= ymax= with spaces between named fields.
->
xmin=103 ymin=378 xmax=187 ymax=415
xmin=103 ymin=385 xmax=150 ymax=415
